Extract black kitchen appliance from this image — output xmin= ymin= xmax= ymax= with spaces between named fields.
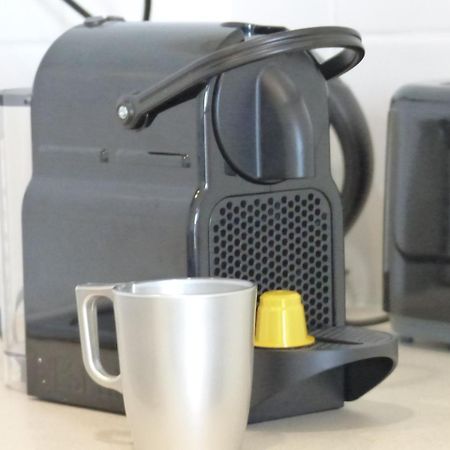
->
xmin=23 ymin=20 xmax=397 ymax=422
xmin=385 ymin=83 xmax=450 ymax=343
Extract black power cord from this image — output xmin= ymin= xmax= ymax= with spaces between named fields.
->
xmin=143 ymin=0 xmax=152 ymax=20
xmin=61 ymin=0 xmax=91 ymax=18
xmin=60 ymin=0 xmax=152 ymax=20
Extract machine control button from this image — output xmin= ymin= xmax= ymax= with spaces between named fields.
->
xmin=84 ymin=16 xmax=125 ymax=28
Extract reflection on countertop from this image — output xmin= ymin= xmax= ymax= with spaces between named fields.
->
xmin=1 ymin=324 xmax=450 ymax=450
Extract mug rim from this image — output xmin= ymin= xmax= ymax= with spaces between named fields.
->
xmin=113 ymin=277 xmax=256 ymax=298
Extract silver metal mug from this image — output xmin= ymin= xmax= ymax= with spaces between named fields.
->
xmin=76 ymin=278 xmax=257 ymax=450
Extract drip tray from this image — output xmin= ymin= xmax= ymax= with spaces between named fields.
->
xmin=250 ymin=326 xmax=398 ymax=423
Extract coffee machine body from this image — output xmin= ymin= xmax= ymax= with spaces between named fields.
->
xmin=23 ymin=21 xmax=396 ymax=422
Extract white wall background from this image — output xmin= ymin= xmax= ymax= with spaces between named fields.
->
xmin=2 ymin=0 xmax=450 ymax=311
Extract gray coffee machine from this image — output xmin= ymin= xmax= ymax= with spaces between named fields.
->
xmin=384 ymin=83 xmax=450 ymax=343
xmin=23 ymin=20 xmax=397 ymax=422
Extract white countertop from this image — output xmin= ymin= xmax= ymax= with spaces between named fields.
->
xmin=1 ymin=325 xmax=450 ymax=450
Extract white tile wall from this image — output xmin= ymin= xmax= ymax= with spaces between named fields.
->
xmin=334 ymin=0 xmax=450 ymax=33
xmin=2 ymin=0 xmax=450 ymax=310
xmin=228 ymin=0 xmax=335 ymax=29
xmin=155 ymin=0 xmax=231 ymax=22
xmin=0 ymin=43 xmax=49 ymax=88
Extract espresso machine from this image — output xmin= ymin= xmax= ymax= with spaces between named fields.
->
xmin=23 ymin=19 xmax=397 ymax=422
xmin=384 ymin=83 xmax=450 ymax=344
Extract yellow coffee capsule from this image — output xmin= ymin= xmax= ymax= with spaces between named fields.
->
xmin=254 ymin=290 xmax=315 ymax=348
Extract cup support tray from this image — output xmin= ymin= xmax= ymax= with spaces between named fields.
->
xmin=250 ymin=326 xmax=398 ymax=423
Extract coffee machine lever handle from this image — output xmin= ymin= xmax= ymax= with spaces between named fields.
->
xmin=116 ymin=26 xmax=364 ymax=130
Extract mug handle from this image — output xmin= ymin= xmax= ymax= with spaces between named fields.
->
xmin=76 ymin=284 xmax=122 ymax=393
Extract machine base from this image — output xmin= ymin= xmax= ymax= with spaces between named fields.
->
xmin=26 ymin=326 xmax=397 ymax=422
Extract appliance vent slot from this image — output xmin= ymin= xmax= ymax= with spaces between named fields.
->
xmin=209 ymin=190 xmax=333 ymax=330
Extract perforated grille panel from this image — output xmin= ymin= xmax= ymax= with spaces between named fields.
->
xmin=209 ymin=190 xmax=333 ymax=330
